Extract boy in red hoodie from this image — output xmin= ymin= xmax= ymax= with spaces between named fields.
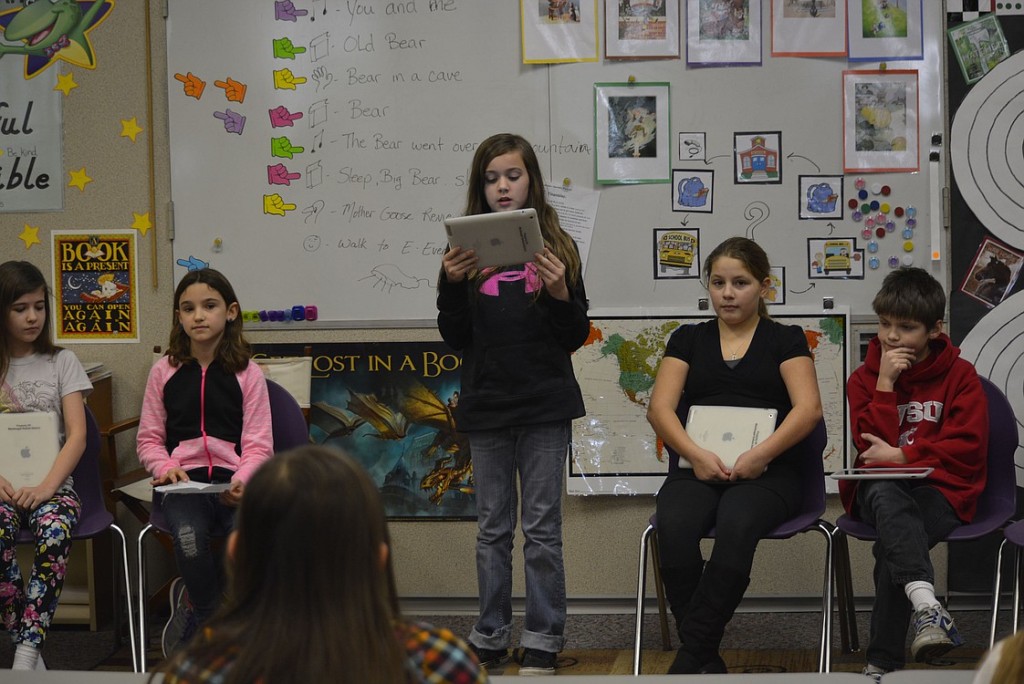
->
xmin=840 ymin=267 xmax=988 ymax=681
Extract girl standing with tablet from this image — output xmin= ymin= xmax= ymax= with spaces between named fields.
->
xmin=437 ymin=132 xmax=590 ymax=675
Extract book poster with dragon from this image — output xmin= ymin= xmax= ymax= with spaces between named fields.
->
xmin=254 ymin=342 xmax=474 ymax=520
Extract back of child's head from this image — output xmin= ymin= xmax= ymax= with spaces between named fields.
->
xmin=702 ymin=237 xmax=771 ymax=318
xmin=872 ymin=267 xmax=945 ymax=328
xmin=218 ymin=445 xmax=405 ymax=682
xmin=166 ymin=267 xmax=250 ymax=371
xmin=0 ymin=261 xmax=58 ymax=365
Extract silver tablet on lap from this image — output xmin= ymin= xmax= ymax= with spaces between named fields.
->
xmin=443 ymin=208 xmax=545 ymax=268
xmin=830 ymin=467 xmax=934 ymax=480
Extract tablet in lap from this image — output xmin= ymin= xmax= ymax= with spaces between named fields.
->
xmin=443 ymin=208 xmax=544 ymax=268
xmin=829 ymin=467 xmax=934 ymax=480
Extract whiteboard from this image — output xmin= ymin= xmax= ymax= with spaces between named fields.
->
xmin=165 ymin=2 xmax=946 ymax=326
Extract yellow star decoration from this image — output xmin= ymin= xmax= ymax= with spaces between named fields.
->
xmin=68 ymin=168 xmax=92 ymax=192
xmin=120 ymin=117 xmax=143 ymax=143
xmin=55 ymin=72 xmax=78 ymax=96
xmin=18 ymin=225 xmax=41 ymax=250
xmin=131 ymin=212 xmax=152 ymax=236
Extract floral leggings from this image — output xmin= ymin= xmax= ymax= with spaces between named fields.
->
xmin=0 ymin=487 xmax=81 ymax=648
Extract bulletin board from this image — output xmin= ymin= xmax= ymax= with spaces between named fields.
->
xmin=164 ymin=1 xmax=947 ymax=326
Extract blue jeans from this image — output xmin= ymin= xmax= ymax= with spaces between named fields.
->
xmin=161 ymin=491 xmax=235 ymax=625
xmin=855 ymin=480 xmax=961 ymax=671
xmin=467 ymin=420 xmax=569 ymax=654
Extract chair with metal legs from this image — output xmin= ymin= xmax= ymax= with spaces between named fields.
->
xmin=16 ymin=407 xmax=138 ymax=672
xmin=633 ymin=418 xmax=834 ymax=675
xmin=136 ymin=379 xmax=308 ymax=670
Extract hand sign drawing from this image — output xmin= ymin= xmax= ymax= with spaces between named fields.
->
xmin=214 ymin=77 xmax=247 ymax=103
xmin=269 ymin=105 xmax=304 ymax=128
xmin=267 ymin=163 xmax=301 ymax=186
xmin=274 ymin=0 xmax=309 ymax=21
xmin=263 ymin=194 xmax=297 ymax=216
xmin=272 ymin=37 xmax=307 ymax=59
xmin=213 ymin=109 xmax=246 ymax=134
xmin=311 ymin=66 xmax=334 ymax=92
xmin=273 ymin=68 xmax=307 ymax=90
xmin=271 ymin=136 xmax=305 ymax=159
xmin=173 ymin=72 xmax=206 ymax=100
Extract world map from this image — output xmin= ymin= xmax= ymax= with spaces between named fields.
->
xmin=569 ymin=312 xmax=848 ymax=495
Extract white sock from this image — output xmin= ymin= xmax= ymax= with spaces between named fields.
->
xmin=11 ymin=643 xmax=40 ymax=671
xmin=905 ymin=580 xmax=940 ymax=611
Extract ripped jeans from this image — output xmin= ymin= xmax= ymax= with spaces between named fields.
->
xmin=161 ymin=484 xmax=235 ymax=626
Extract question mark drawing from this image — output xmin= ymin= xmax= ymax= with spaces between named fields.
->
xmin=744 ymin=201 xmax=770 ymax=240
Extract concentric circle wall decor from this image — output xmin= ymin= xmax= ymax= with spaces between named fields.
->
xmin=951 ymin=50 xmax=1024 ymax=248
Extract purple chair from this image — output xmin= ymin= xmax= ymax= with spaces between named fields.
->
xmin=633 ymin=418 xmax=834 ymax=674
xmin=16 ymin=407 xmax=138 ymax=671
xmin=833 ymin=376 xmax=1018 ymax=653
xmin=136 ymin=379 xmax=308 ymax=670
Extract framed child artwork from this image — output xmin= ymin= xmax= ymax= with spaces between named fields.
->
xmin=843 ymin=69 xmax=919 ymax=173
xmin=770 ymin=0 xmax=847 ymax=58
xmin=847 ymin=0 xmax=923 ymax=61
xmin=605 ymin=0 xmax=680 ymax=58
xmin=686 ymin=0 xmax=762 ymax=66
xmin=594 ymin=82 xmax=671 ymax=184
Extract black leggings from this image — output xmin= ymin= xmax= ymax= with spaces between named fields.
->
xmin=655 ymin=472 xmax=798 ymax=575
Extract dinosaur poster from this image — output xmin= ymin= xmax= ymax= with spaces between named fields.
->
xmin=254 ymin=341 xmax=474 ymax=520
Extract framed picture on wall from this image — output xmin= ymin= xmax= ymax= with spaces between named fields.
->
xmin=605 ymin=0 xmax=679 ymax=58
xmin=653 ymin=227 xmax=701 ymax=279
xmin=807 ymin=237 xmax=865 ymax=279
xmin=686 ymin=0 xmax=762 ymax=66
xmin=521 ymin=0 xmax=600 ymax=64
xmin=847 ymin=0 xmax=923 ymax=61
xmin=594 ymin=82 xmax=671 ymax=184
xmin=843 ymin=69 xmax=919 ymax=173
xmin=799 ymin=174 xmax=844 ymax=219
xmin=770 ymin=0 xmax=847 ymax=57
xmin=671 ymin=169 xmax=714 ymax=213
xmin=767 ymin=266 xmax=786 ymax=305
xmin=733 ymin=131 xmax=782 ymax=184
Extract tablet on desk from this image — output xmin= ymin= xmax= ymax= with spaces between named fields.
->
xmin=443 ymin=208 xmax=545 ymax=268
xmin=830 ymin=467 xmax=934 ymax=480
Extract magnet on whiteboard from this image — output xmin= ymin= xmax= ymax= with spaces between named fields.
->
xmin=698 ymin=298 xmax=709 ymax=311
xmin=822 ymin=297 xmax=834 ymax=310
xmin=305 ymin=305 xmax=318 ymax=321
xmin=291 ymin=305 xmax=306 ymax=321
xmin=213 ymin=238 xmax=223 ymax=253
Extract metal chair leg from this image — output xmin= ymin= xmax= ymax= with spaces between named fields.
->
xmin=816 ymin=522 xmax=834 ymax=673
xmin=137 ymin=524 xmax=152 ymax=672
xmin=110 ymin=524 xmax=139 ymax=672
xmin=832 ymin=529 xmax=859 ymax=653
xmin=633 ymin=523 xmax=655 ymax=676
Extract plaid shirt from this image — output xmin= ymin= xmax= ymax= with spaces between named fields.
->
xmin=163 ymin=621 xmax=487 ymax=683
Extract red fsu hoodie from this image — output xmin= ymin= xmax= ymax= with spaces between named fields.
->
xmin=839 ymin=334 xmax=988 ymax=522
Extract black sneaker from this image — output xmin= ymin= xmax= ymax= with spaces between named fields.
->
xmin=161 ymin=577 xmax=195 ymax=657
xmin=469 ymin=644 xmax=510 ymax=669
xmin=518 ymin=648 xmax=557 ymax=676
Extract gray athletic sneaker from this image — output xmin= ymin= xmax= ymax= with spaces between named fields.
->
xmin=910 ymin=604 xmax=963 ymax=662
xmin=161 ymin=577 xmax=196 ymax=657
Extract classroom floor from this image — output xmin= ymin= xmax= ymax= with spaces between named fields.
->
xmin=33 ymin=608 xmax=998 ymax=675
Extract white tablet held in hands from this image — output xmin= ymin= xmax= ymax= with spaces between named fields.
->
xmin=443 ymin=208 xmax=545 ymax=268
xmin=680 ymin=405 xmax=778 ymax=469
xmin=830 ymin=467 xmax=934 ymax=480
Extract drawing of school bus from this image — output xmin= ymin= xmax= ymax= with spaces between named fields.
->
xmin=658 ymin=231 xmax=697 ymax=273
xmin=822 ymin=239 xmax=852 ymax=275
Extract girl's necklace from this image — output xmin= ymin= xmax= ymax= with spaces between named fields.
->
xmin=723 ymin=337 xmax=749 ymax=360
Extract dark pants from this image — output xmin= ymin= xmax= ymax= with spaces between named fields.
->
xmin=656 ymin=472 xmax=797 ymax=667
xmin=161 ymin=477 xmax=235 ymax=625
xmin=855 ymin=480 xmax=961 ymax=671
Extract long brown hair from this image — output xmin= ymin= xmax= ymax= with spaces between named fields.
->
xmin=463 ymin=132 xmax=581 ymax=285
xmin=702 ymin=237 xmax=772 ymax=319
xmin=166 ymin=268 xmax=251 ymax=373
xmin=0 ymin=261 xmax=60 ymax=383
xmin=159 ymin=446 xmax=407 ymax=683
